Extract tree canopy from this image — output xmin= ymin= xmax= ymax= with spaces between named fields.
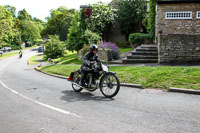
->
xmin=4 ymin=5 xmax=16 ymax=18
xmin=0 ymin=6 xmax=15 ymax=43
xmin=116 ymin=0 xmax=147 ymax=38
xmin=20 ymin=20 xmax=41 ymax=42
xmin=42 ymin=6 xmax=75 ymax=41
xmin=85 ymin=2 xmax=116 ymax=36
xmin=17 ymin=9 xmax=32 ymax=21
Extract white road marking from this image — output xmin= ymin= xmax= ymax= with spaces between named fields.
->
xmin=0 ymin=80 xmax=81 ymax=118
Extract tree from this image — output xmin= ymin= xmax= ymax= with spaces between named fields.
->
xmin=33 ymin=17 xmax=46 ymax=37
xmin=116 ymin=0 xmax=147 ymax=39
xmin=44 ymin=35 xmax=65 ymax=58
xmin=17 ymin=9 xmax=42 ymax=43
xmin=66 ymin=11 xmax=84 ymax=51
xmin=85 ymin=2 xmax=116 ymax=37
xmin=42 ymin=6 xmax=75 ymax=41
xmin=0 ymin=6 xmax=15 ymax=43
xmin=17 ymin=9 xmax=32 ymax=21
xmin=20 ymin=20 xmax=41 ymax=42
xmin=4 ymin=5 xmax=16 ymax=18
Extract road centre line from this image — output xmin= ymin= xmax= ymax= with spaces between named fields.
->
xmin=0 ymin=80 xmax=81 ymax=118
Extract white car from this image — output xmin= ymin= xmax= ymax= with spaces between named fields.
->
xmin=1 ymin=47 xmax=12 ymax=52
xmin=0 ymin=50 xmax=3 ymax=56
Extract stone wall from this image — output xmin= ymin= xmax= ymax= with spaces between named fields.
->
xmin=156 ymin=2 xmax=200 ymax=64
xmin=156 ymin=3 xmax=200 ymax=35
xmin=104 ymin=22 xmax=127 ymax=43
xmin=158 ymin=34 xmax=200 ymax=64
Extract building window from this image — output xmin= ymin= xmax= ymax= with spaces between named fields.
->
xmin=197 ymin=11 xmax=200 ymax=19
xmin=165 ymin=12 xmax=192 ymax=19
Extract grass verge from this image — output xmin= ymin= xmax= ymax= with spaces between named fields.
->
xmin=28 ymin=54 xmax=40 ymax=65
xmin=44 ymin=51 xmax=82 ymax=65
xmin=22 ymin=45 xmax=37 ymax=50
xmin=38 ymin=65 xmax=200 ymax=90
xmin=38 ymin=65 xmax=80 ymax=77
xmin=0 ymin=52 xmax=19 ymax=60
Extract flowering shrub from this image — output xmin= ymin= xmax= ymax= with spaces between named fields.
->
xmin=99 ymin=41 xmax=120 ymax=60
xmin=99 ymin=42 xmax=120 ymax=52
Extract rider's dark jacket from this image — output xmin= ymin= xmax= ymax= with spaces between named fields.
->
xmin=81 ymin=51 xmax=99 ymax=72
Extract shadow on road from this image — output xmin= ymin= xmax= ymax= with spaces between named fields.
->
xmin=61 ymin=90 xmax=114 ymax=103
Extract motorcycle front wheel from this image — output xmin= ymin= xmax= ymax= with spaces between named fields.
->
xmin=71 ymin=71 xmax=83 ymax=92
xmin=100 ymin=73 xmax=120 ymax=98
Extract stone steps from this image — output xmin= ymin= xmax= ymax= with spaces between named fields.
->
xmin=131 ymin=51 xmax=158 ymax=56
xmin=141 ymin=44 xmax=157 ymax=48
xmin=122 ymin=44 xmax=158 ymax=64
xmin=122 ymin=59 xmax=158 ymax=63
xmin=136 ymin=47 xmax=158 ymax=51
xmin=127 ymin=55 xmax=158 ymax=59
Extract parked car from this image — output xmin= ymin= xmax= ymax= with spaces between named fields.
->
xmin=0 ymin=50 xmax=3 ymax=56
xmin=1 ymin=47 xmax=12 ymax=52
xmin=7 ymin=47 xmax=12 ymax=52
xmin=38 ymin=47 xmax=43 ymax=52
xmin=1 ymin=47 xmax=7 ymax=52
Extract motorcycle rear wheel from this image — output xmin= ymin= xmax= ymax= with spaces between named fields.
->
xmin=100 ymin=73 xmax=120 ymax=98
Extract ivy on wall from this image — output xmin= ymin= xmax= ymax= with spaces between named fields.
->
xmin=147 ymin=0 xmax=157 ymax=39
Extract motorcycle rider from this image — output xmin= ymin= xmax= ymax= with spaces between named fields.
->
xmin=19 ymin=49 xmax=23 ymax=58
xmin=81 ymin=44 xmax=99 ymax=87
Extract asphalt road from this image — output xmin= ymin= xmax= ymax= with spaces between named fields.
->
xmin=0 ymin=49 xmax=200 ymax=133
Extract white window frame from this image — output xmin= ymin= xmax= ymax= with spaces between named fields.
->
xmin=196 ymin=11 xmax=200 ymax=19
xmin=165 ymin=11 xmax=192 ymax=19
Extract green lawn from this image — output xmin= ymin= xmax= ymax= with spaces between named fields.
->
xmin=28 ymin=54 xmax=40 ymax=65
xmin=38 ymin=65 xmax=200 ymax=90
xmin=48 ymin=51 xmax=82 ymax=64
xmin=120 ymin=47 xmax=132 ymax=54
xmin=110 ymin=66 xmax=200 ymax=90
xmin=0 ymin=52 xmax=19 ymax=60
xmin=38 ymin=64 xmax=80 ymax=77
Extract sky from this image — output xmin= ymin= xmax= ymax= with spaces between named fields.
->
xmin=1 ymin=0 xmax=113 ymax=21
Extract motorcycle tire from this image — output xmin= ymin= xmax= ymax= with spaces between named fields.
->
xmin=100 ymin=73 xmax=120 ymax=98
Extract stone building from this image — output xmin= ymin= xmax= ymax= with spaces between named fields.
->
xmin=156 ymin=0 xmax=200 ymax=64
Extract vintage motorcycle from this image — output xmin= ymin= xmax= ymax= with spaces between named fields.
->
xmin=68 ymin=61 xmax=120 ymax=98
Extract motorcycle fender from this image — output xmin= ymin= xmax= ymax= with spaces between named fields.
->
xmin=106 ymin=71 xmax=116 ymax=74
xmin=68 ymin=72 xmax=74 ymax=81
xmin=99 ymin=72 xmax=116 ymax=87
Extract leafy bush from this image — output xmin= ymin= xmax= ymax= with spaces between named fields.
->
xmin=33 ymin=39 xmax=42 ymax=46
xmin=67 ymin=11 xmax=103 ymax=51
xmin=85 ymin=2 xmax=117 ymax=36
xmin=44 ymin=35 xmax=65 ymax=58
xmin=11 ymin=45 xmax=21 ymax=50
xmin=81 ymin=45 xmax=90 ymax=57
xmin=99 ymin=42 xmax=120 ymax=52
xmin=116 ymin=41 xmax=130 ymax=48
xmin=82 ymin=30 xmax=102 ymax=45
xmin=129 ymin=33 xmax=153 ymax=47
xmin=99 ymin=42 xmax=120 ymax=60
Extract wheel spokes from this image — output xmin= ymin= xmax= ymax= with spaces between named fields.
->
xmin=102 ymin=75 xmax=117 ymax=96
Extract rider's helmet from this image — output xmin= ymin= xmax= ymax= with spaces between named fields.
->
xmin=90 ymin=44 xmax=98 ymax=52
